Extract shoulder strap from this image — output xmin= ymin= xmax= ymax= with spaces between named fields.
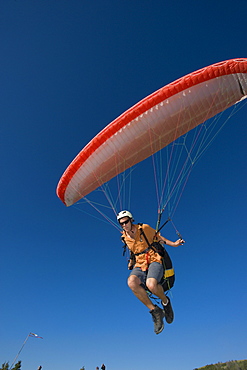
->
xmin=138 ymin=224 xmax=173 ymax=272
xmin=138 ymin=223 xmax=157 ymax=253
xmin=121 ymin=235 xmax=127 ymax=256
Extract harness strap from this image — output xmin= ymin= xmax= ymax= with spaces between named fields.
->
xmin=133 ymin=224 xmax=160 ymax=256
xmin=134 ymin=246 xmax=152 ymax=256
xmin=138 ymin=225 xmax=174 ymax=278
xmin=121 ymin=236 xmax=127 ymax=256
xmin=138 ymin=224 xmax=156 ymax=252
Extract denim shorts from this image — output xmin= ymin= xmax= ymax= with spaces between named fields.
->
xmin=129 ymin=262 xmax=164 ymax=285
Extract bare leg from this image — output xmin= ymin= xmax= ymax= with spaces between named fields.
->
xmin=128 ymin=275 xmax=167 ymax=334
xmin=128 ymin=275 xmax=156 ymax=310
xmin=146 ymin=278 xmax=168 ymax=304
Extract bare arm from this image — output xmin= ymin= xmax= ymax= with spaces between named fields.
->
xmin=158 ymin=235 xmax=185 ymax=247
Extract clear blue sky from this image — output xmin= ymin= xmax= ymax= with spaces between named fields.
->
xmin=1 ymin=1 xmax=247 ymax=370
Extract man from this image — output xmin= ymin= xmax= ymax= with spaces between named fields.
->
xmin=117 ymin=210 xmax=184 ymax=334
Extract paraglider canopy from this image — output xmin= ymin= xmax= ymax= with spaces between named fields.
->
xmin=57 ymin=59 xmax=247 ymax=207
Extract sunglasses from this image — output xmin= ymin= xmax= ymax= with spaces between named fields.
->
xmin=120 ymin=219 xmax=130 ymax=226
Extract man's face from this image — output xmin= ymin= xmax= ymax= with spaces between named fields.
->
xmin=119 ymin=217 xmax=131 ymax=231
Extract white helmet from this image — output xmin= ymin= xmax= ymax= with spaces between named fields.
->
xmin=117 ymin=210 xmax=133 ymax=222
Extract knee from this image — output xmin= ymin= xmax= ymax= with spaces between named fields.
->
xmin=128 ymin=275 xmax=140 ymax=290
xmin=146 ymin=278 xmax=157 ymax=293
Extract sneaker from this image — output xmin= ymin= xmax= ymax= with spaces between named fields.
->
xmin=162 ymin=296 xmax=174 ymax=324
xmin=150 ymin=305 xmax=165 ymax=334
